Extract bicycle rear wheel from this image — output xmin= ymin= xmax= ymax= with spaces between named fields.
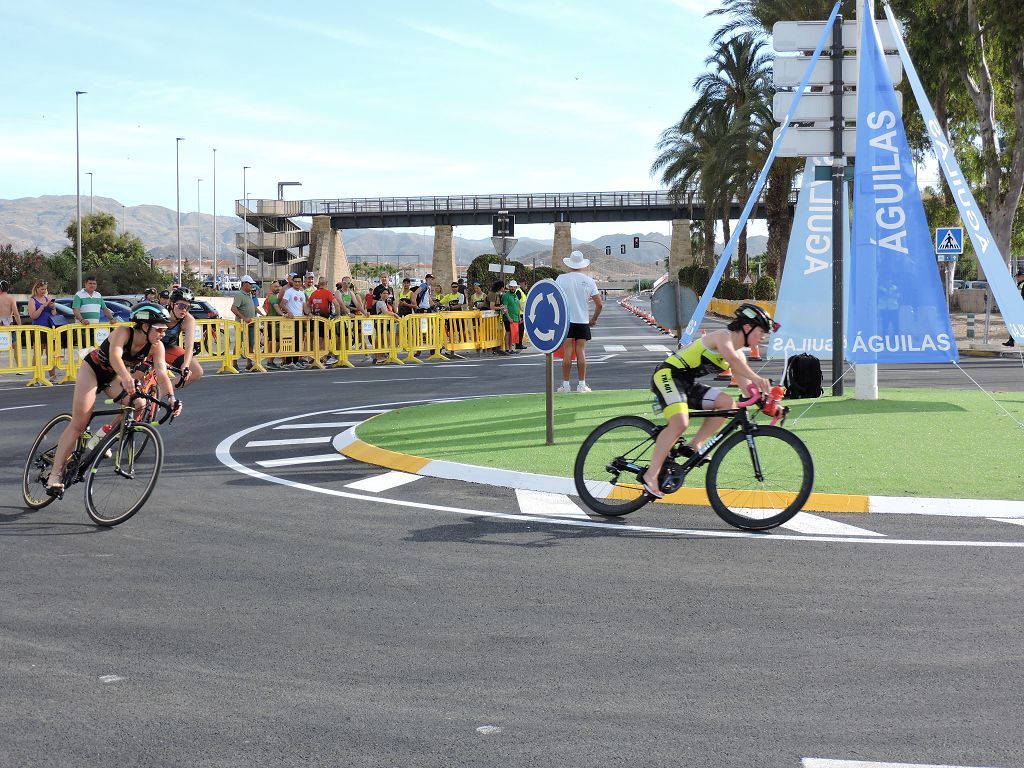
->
xmin=84 ymin=423 xmax=163 ymax=526
xmin=22 ymin=414 xmax=72 ymax=509
xmin=705 ymin=425 xmax=814 ymax=531
xmin=574 ymin=416 xmax=659 ymax=516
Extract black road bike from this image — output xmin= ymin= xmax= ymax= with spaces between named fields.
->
xmin=574 ymin=386 xmax=814 ymax=531
xmin=22 ymin=389 xmax=176 ymax=527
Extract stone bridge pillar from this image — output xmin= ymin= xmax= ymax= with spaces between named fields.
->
xmin=432 ymin=224 xmax=457 ymax=287
xmin=668 ymin=219 xmax=692 ymax=278
xmin=552 ymin=222 xmax=572 ymax=269
xmin=310 ymin=216 xmax=352 ymax=287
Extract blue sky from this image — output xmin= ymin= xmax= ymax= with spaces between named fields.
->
xmin=1 ymin=0 xmax=726 ymax=241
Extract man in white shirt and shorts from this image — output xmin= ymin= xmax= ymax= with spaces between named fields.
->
xmin=555 ymin=250 xmax=602 ymax=392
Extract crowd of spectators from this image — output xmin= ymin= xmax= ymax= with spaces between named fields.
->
xmin=0 ymin=269 xmax=533 ymax=379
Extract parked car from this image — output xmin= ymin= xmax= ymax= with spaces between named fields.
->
xmin=952 ymin=280 xmax=967 ymax=290
xmin=966 ymin=280 xmax=989 ymax=290
xmin=53 ymin=297 xmax=133 ymax=323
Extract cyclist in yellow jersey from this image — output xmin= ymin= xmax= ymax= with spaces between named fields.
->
xmin=643 ymin=303 xmax=777 ymax=498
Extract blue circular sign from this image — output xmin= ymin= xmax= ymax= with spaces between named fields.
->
xmin=523 ymin=279 xmax=570 ymax=354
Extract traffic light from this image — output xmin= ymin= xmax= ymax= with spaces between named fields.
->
xmin=620 ymin=244 xmax=626 ymax=254
xmin=633 ymin=237 xmax=640 ymax=249
xmin=605 ymin=245 xmax=611 ymax=255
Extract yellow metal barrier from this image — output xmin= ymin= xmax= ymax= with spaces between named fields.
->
xmin=249 ymin=316 xmax=332 ymax=372
xmin=475 ymin=310 xmax=503 ymax=351
xmin=52 ymin=322 xmax=126 ymax=384
xmin=0 ymin=325 xmax=52 ymax=386
xmin=336 ymin=316 xmax=403 ymax=367
xmin=439 ymin=310 xmax=483 ymax=353
xmin=399 ymin=313 xmax=448 ymax=362
xmin=190 ymin=318 xmax=236 ymax=373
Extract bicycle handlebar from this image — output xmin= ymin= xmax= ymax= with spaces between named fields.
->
xmin=742 ymin=382 xmax=788 ymax=426
xmin=109 ymin=384 xmax=178 ymax=425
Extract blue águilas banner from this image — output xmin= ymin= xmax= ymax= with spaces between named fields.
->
xmin=769 ymin=157 xmax=851 ymax=360
xmin=849 ymin=3 xmax=957 ymax=363
xmin=882 ymin=1 xmax=1024 ymax=345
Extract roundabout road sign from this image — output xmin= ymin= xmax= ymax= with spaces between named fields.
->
xmin=523 ymin=279 xmax=569 ymax=353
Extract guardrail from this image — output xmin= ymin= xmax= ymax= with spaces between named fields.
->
xmin=0 ymin=312 xmax=506 ymax=386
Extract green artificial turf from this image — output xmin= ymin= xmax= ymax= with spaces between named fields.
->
xmin=356 ymin=388 xmax=1024 ymax=500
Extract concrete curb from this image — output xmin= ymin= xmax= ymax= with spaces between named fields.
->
xmin=335 ymin=425 xmax=1024 ymax=517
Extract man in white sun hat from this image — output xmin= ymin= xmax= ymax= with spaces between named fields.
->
xmin=555 ymin=250 xmax=602 ymax=392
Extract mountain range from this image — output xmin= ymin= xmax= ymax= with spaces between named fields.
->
xmin=0 ymin=195 xmax=765 ymax=273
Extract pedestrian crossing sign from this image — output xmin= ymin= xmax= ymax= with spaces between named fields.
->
xmin=935 ymin=226 xmax=964 ymax=254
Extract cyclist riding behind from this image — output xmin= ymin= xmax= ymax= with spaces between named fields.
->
xmin=46 ymin=302 xmax=181 ymax=495
xmin=642 ymin=303 xmax=777 ymax=498
xmin=162 ymin=287 xmax=204 ymax=387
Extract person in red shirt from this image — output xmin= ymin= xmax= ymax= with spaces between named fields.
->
xmin=306 ymin=277 xmax=337 ymax=366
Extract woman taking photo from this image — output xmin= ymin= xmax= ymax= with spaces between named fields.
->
xmin=26 ymin=280 xmax=58 ymax=382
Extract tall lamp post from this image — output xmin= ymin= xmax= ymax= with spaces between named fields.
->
xmin=196 ymin=178 xmax=204 ymax=285
xmin=75 ymin=90 xmax=86 ymax=291
xmin=176 ymin=137 xmax=185 ymax=284
xmin=86 ymin=172 xmax=94 ymax=215
xmin=241 ymin=166 xmax=251 ymax=280
xmin=212 ymin=148 xmax=218 ymax=288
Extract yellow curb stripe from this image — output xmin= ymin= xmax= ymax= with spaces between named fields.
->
xmin=340 ymin=439 xmax=432 ymax=474
xmin=654 ymin=487 xmax=868 ymax=513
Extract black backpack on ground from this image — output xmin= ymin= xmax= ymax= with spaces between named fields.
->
xmin=782 ymin=353 xmax=823 ymax=399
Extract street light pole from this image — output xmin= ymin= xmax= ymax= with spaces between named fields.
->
xmin=212 ymin=148 xmax=217 ymax=288
xmin=75 ymin=91 xmax=86 ymax=292
xmin=242 ymin=166 xmax=251 ymax=280
xmin=176 ymin=137 xmax=185 ymax=284
xmin=121 ymin=204 xmax=125 ymax=234
xmin=86 ymin=172 xmax=93 ymax=215
xmin=197 ymin=177 xmax=204 ymax=285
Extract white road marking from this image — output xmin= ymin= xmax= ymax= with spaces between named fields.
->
xmin=98 ymin=675 xmax=124 ymax=684
xmin=330 ymin=408 xmax=391 ymax=414
xmin=515 ymin=489 xmax=591 ymax=519
xmin=871 ymin=496 xmax=1024 ymax=517
xmin=644 ymin=344 xmax=672 ymax=352
xmin=217 ymin=403 xmax=1024 ymax=550
xmin=603 ymin=345 xmax=628 ymax=352
xmin=781 ymin=512 xmax=885 ymax=537
xmin=246 ymin=436 xmax=333 ymax=447
xmin=273 ymin=421 xmax=361 ymax=430
xmin=256 ymin=454 xmax=348 ymax=468
xmin=0 ymin=404 xmax=45 ymax=412
xmin=345 ymin=471 xmax=421 ymax=493
xmin=989 ymin=518 xmax=1024 ymax=527
xmin=803 ymin=759 xmax=1002 ymax=768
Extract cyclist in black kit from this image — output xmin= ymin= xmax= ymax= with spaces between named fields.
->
xmin=46 ymin=302 xmax=181 ymax=495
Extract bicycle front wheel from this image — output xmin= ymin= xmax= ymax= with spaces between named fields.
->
xmin=574 ymin=416 xmax=659 ymax=517
xmin=84 ymin=423 xmax=164 ymax=526
xmin=705 ymin=425 xmax=814 ymax=531
xmin=22 ymin=413 xmax=72 ymax=509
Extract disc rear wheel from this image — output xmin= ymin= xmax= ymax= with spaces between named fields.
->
xmin=574 ymin=416 xmax=660 ymax=516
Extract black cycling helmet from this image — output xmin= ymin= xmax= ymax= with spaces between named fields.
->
xmin=131 ymin=302 xmax=170 ymax=325
xmin=170 ymin=287 xmax=194 ymax=303
xmin=734 ymin=303 xmax=779 ymax=333
xmin=158 ymin=289 xmax=171 ymax=299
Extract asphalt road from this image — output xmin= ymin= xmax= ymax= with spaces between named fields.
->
xmin=2 ymin=303 xmax=1023 ymax=768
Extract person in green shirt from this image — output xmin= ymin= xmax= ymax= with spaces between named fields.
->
xmin=500 ymin=283 xmax=521 ymax=354
xmin=72 ymin=276 xmax=116 ymax=325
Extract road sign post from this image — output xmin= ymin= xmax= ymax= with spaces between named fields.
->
xmin=523 ymin=279 xmax=570 ymax=445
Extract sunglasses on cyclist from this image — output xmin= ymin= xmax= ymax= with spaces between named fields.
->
xmin=173 ymin=302 xmax=189 ymax=310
